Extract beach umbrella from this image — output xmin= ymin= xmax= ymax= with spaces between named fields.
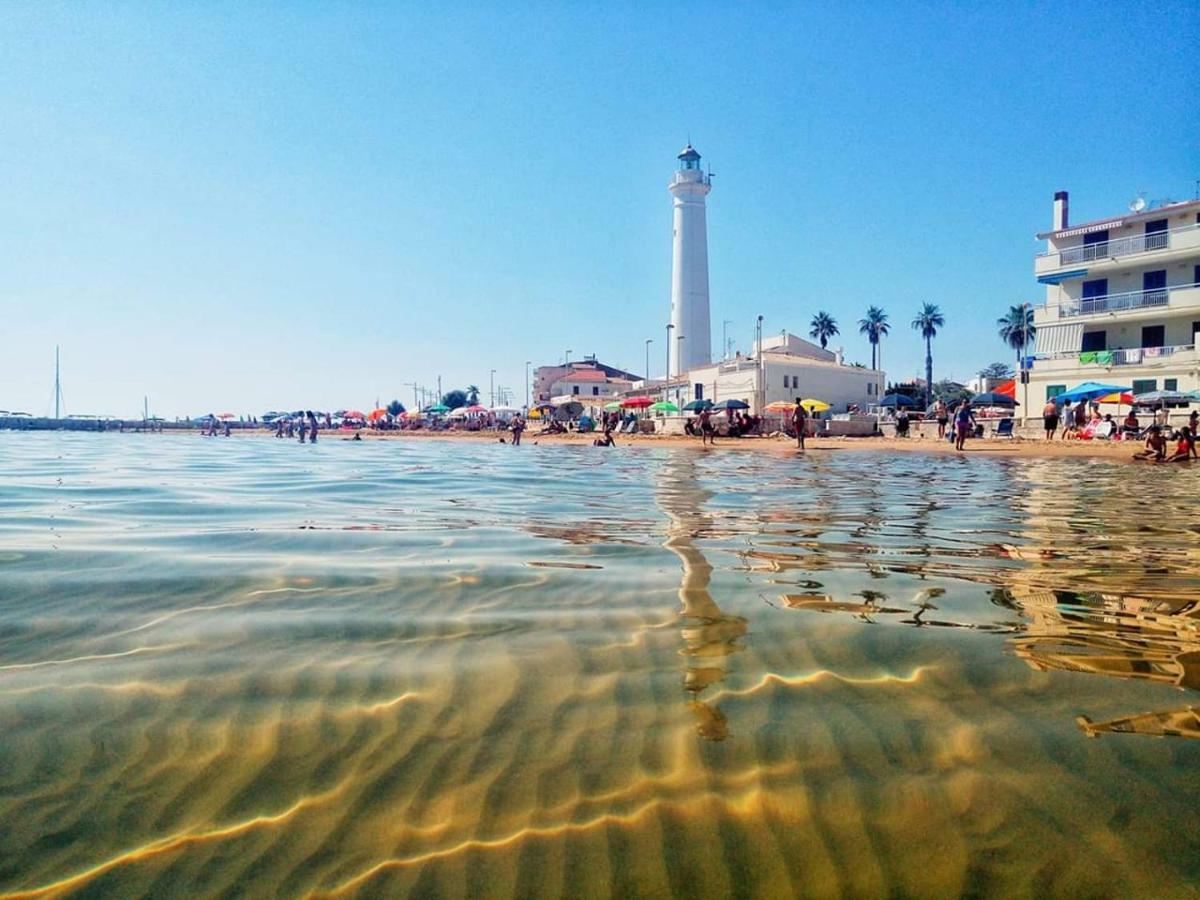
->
xmin=1133 ymin=390 xmax=1192 ymax=406
xmin=682 ymin=399 xmax=713 ymax=412
xmin=650 ymin=401 xmax=680 ymax=413
xmin=217 ymin=412 xmax=236 ymax=420
xmin=712 ymin=399 xmax=750 ymax=411
xmin=879 ymin=394 xmax=918 ymax=408
xmin=367 ymin=408 xmax=389 ymax=422
xmin=1055 ymin=382 xmax=1130 ymax=403
xmin=1097 ymin=392 xmax=1134 ymax=404
xmin=621 ymin=396 xmax=654 ymax=409
xmin=528 ymin=409 xmax=543 ymax=419
xmin=425 ymin=404 xmax=450 ymax=414
xmin=464 ymin=404 xmax=487 ymax=412
xmin=764 ymin=400 xmax=794 ymax=413
xmin=534 ymin=402 xmax=556 ymax=411
xmin=343 ymin=410 xmax=367 ymax=420
xmin=800 ymin=398 xmax=831 ymax=412
xmin=971 ymin=391 xmax=1017 ymax=407
xmin=603 ymin=401 xmax=622 ymax=411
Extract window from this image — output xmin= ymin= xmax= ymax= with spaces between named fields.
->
xmin=1194 ymin=265 xmax=1199 ymax=285
xmin=1082 ymin=278 xmax=1108 ymax=298
xmin=1046 ymin=385 xmax=1065 ymax=400
xmin=1142 ymin=270 xmax=1166 ymax=293
xmin=1141 ymin=325 xmax=1165 ymax=348
xmin=572 ymin=386 xmax=579 ymax=395
xmin=592 ymin=386 xmax=599 ymax=396
xmin=1165 ymin=379 xmax=1178 ymax=391
xmin=694 ymin=383 xmax=704 ymax=400
xmin=1081 ymin=331 xmax=1107 ymax=352
xmin=1132 ymin=379 xmax=1157 ymax=395
xmin=1145 ymin=219 xmax=1168 ymax=250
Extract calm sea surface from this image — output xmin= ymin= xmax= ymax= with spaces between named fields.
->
xmin=2 ymin=432 xmax=1199 ymax=897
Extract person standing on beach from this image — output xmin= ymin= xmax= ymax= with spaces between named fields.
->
xmin=307 ymin=411 xmax=319 ymax=443
xmin=934 ymin=399 xmax=948 ymax=440
xmin=954 ymin=401 xmax=975 ymax=451
xmin=1042 ymin=398 xmax=1059 ymax=440
xmin=699 ymin=407 xmax=714 ymax=446
xmin=510 ymin=414 xmax=525 ymax=446
xmin=791 ymin=399 xmax=808 ymax=450
xmin=298 ymin=414 xmax=308 ymax=444
xmin=1060 ymin=401 xmax=1074 ymax=439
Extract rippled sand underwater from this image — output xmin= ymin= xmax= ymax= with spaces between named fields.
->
xmin=2 ymin=433 xmax=1200 ymax=898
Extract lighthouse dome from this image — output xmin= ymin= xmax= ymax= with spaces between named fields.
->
xmin=677 ymin=144 xmax=701 ymax=170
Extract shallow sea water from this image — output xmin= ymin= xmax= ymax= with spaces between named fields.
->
xmin=1 ymin=432 xmax=1199 ymax=898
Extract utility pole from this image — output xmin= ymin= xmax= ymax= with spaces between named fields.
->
xmin=53 ymin=345 xmax=63 ymax=419
xmin=676 ymin=334 xmax=686 ymax=406
xmin=1021 ymin=301 xmax=1031 ymax=427
xmin=755 ymin=315 xmax=764 ymax=414
xmin=436 ymin=376 xmax=442 ymax=404
xmin=525 ymin=361 xmax=531 ymax=410
xmin=490 ymin=369 xmax=496 ymax=408
xmin=644 ymin=339 xmax=653 ymax=384
xmin=722 ymin=320 xmax=733 ymax=360
xmin=404 ymin=382 xmax=418 ymax=410
xmin=565 ymin=350 xmax=572 ymax=366
xmin=143 ymin=395 xmax=148 ymax=422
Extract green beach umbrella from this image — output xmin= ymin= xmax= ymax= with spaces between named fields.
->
xmin=682 ymin=399 xmax=713 ymax=412
xmin=650 ymin=401 xmax=680 ymax=413
xmin=603 ymin=401 xmax=622 ymax=411
xmin=425 ymin=403 xmax=450 ymax=414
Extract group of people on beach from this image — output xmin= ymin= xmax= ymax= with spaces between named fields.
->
xmin=1041 ymin=397 xmax=1198 ymax=460
xmin=1132 ymin=425 xmax=1197 ymax=463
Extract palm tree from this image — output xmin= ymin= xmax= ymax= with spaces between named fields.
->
xmin=465 ymin=384 xmax=480 ymax=405
xmin=997 ymin=305 xmax=1036 ymax=376
xmin=911 ymin=302 xmax=945 ymax=405
xmin=809 ymin=311 xmax=839 ymax=349
xmin=857 ymin=306 xmax=890 ymax=369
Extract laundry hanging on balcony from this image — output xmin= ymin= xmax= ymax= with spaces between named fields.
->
xmin=1079 ymin=350 xmax=1114 ymax=365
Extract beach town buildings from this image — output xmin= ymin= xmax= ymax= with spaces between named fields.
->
xmin=671 ymin=331 xmax=883 ymax=413
xmin=1029 ymin=192 xmax=1200 ymax=403
xmin=533 ymin=358 xmax=639 ymax=404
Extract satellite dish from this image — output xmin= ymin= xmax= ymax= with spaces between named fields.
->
xmin=1129 ymin=196 xmax=1147 ymax=213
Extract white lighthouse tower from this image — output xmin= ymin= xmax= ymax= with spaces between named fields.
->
xmin=668 ymin=143 xmax=712 ymax=377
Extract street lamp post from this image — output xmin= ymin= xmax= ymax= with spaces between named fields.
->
xmin=665 ymin=323 xmax=674 ymax=394
xmin=525 ymin=361 xmax=531 ymax=411
xmin=755 ymin=315 xmax=764 ymax=414
xmin=723 ymin=319 xmax=733 ymax=360
xmin=565 ymin=350 xmax=572 ymax=366
xmin=644 ymin=339 xmax=652 ymax=384
xmin=1021 ymin=302 xmax=1031 ymax=427
xmin=676 ymin=334 xmax=686 ymax=405
xmin=490 ymin=369 xmax=496 ymax=408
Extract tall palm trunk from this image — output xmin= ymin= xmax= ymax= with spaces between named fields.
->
xmin=925 ymin=335 xmax=933 ymax=406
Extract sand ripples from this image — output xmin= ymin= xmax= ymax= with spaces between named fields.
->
xmin=1 ymin=435 xmax=1199 ymax=895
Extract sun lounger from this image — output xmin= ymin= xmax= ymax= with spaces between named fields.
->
xmin=994 ymin=419 xmax=1014 ymax=439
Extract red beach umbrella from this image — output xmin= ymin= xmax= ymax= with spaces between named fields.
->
xmin=620 ymin=396 xmax=654 ymax=409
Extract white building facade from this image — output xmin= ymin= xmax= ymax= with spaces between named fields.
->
xmin=679 ymin=332 xmax=883 ymax=413
xmin=1030 ymin=191 xmax=1200 ymax=402
xmin=668 ymin=144 xmax=713 ymax=377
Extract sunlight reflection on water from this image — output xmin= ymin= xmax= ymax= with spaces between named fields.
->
xmin=1 ymin=433 xmax=1199 ymax=897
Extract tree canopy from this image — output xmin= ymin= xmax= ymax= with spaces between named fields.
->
xmin=386 ymin=399 xmax=406 ymax=416
xmin=441 ymin=390 xmax=467 ymax=410
xmin=978 ymin=362 xmax=1013 ymax=380
xmin=809 ymin=311 xmax=839 ymax=349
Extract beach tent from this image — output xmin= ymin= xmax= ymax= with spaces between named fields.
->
xmin=1055 ymin=382 xmax=1130 ymax=403
xmin=650 ymin=401 xmax=680 ymax=413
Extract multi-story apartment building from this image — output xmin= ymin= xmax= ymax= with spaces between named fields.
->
xmin=1030 ymin=191 xmax=1200 ymax=402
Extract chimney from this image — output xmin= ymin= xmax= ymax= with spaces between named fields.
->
xmin=1053 ymin=191 xmax=1069 ymax=231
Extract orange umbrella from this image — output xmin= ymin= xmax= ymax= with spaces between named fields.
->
xmin=367 ymin=408 xmax=389 ymax=422
xmin=343 ymin=410 xmax=366 ymax=420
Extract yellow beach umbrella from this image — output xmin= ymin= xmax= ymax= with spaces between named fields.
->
xmin=800 ymin=399 xmax=830 ymax=412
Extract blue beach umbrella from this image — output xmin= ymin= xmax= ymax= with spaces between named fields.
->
xmin=880 ymin=394 xmax=918 ymax=408
xmin=1055 ymin=382 xmax=1131 ymax=404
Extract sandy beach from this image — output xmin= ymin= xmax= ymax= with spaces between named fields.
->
xmin=239 ymin=426 xmax=1166 ymax=463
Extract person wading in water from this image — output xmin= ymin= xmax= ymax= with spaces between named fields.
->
xmin=791 ymin=398 xmax=808 ymax=451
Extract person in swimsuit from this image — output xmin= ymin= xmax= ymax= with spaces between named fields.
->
xmin=934 ymin=399 xmax=949 ymax=440
xmin=1132 ymin=425 xmax=1167 ymax=461
xmin=510 ymin=415 xmax=525 ymax=446
xmin=1164 ymin=426 xmax=1196 ymax=462
xmin=1042 ymin=399 xmax=1059 ymax=440
xmin=791 ymin=399 xmax=807 ymax=450
xmin=699 ymin=407 xmax=714 ymax=446
xmin=954 ymin=401 xmax=975 ymax=451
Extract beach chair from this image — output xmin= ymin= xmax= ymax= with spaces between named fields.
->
xmin=994 ymin=418 xmax=1014 ymax=439
xmin=1093 ymin=421 xmax=1114 ymax=440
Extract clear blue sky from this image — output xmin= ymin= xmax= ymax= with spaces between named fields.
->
xmin=2 ymin=2 xmax=1196 ymax=417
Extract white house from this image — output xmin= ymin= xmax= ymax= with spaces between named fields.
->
xmin=1030 ymin=191 xmax=1200 ymax=403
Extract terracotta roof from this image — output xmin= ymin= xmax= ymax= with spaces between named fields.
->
xmin=559 ymin=369 xmax=609 ymax=382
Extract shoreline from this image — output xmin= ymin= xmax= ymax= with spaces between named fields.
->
xmin=225 ymin=426 xmax=1162 ymax=462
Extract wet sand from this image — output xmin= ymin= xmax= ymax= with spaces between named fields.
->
xmin=250 ymin=426 xmax=1167 ymax=463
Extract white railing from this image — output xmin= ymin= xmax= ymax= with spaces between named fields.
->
xmin=1057 ymin=286 xmax=1170 ymax=317
xmin=1033 ymin=344 xmax=1193 ymax=364
xmin=1058 ymin=230 xmax=1168 ymax=264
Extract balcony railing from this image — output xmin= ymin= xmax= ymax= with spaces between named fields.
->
xmin=1058 ymin=230 xmax=1168 ymax=265
xmin=1057 ymin=286 xmax=1170 ymax=317
xmin=1034 ymin=343 xmax=1194 ymax=365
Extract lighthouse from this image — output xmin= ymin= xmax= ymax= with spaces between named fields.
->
xmin=668 ymin=143 xmax=712 ymax=377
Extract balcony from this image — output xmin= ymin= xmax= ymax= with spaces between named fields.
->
xmin=1033 ymin=343 xmax=1196 ymax=372
xmin=1052 ymin=282 xmax=1200 ymax=319
xmin=1036 ymin=223 xmax=1200 ymax=279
